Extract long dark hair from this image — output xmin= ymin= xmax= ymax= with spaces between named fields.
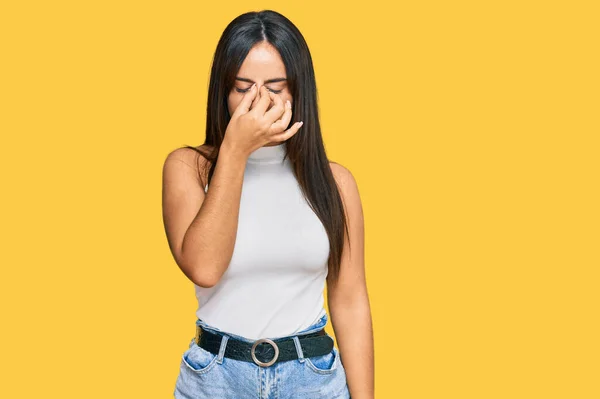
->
xmin=182 ymin=10 xmax=349 ymax=285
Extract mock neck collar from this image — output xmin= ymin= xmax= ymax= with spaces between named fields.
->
xmin=247 ymin=142 xmax=288 ymax=164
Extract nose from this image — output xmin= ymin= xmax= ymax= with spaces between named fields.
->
xmin=252 ymin=84 xmax=265 ymax=102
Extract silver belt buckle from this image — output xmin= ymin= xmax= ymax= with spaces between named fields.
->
xmin=251 ymin=338 xmax=279 ymax=367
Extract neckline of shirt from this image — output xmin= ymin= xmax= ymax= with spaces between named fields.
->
xmin=247 ymin=142 xmax=288 ymax=164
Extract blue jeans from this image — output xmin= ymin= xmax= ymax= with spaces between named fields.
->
xmin=174 ymin=313 xmax=351 ymax=398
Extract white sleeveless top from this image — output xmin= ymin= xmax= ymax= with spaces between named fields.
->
xmin=194 ymin=142 xmax=329 ymax=340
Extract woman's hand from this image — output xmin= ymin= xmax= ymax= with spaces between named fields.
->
xmin=223 ymin=84 xmax=303 ymax=157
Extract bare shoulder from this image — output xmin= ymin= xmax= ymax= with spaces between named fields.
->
xmin=328 ymin=160 xmax=364 ymax=253
xmin=164 ymin=144 xmax=215 ymax=187
xmin=328 ymin=161 xmax=357 ymax=190
xmin=165 ymin=144 xmax=214 ymax=167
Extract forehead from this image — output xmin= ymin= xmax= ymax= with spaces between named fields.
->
xmin=237 ymin=42 xmax=287 ymax=80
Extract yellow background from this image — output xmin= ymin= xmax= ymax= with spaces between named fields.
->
xmin=1 ymin=1 xmax=598 ymax=398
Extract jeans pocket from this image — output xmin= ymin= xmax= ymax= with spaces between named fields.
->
xmin=304 ymin=346 xmax=340 ymax=375
xmin=181 ymin=342 xmax=219 ymax=374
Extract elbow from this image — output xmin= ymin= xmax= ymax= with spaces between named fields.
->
xmin=186 ymin=261 xmax=221 ymax=288
xmin=192 ymin=274 xmax=218 ymax=288
xmin=176 ymin=256 xmax=214 ymax=288
xmin=177 ymin=250 xmax=225 ymax=288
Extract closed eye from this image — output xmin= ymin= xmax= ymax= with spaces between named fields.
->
xmin=236 ymin=87 xmax=282 ymax=94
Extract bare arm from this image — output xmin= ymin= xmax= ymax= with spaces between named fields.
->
xmin=162 ymin=142 xmax=248 ymax=288
xmin=327 ymin=162 xmax=374 ymax=399
xmin=162 ymin=85 xmax=302 ymax=288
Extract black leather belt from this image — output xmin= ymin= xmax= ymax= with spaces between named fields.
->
xmin=195 ymin=325 xmax=334 ymax=367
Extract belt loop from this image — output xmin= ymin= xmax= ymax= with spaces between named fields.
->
xmin=292 ymin=336 xmax=306 ymax=363
xmin=217 ymin=335 xmax=229 ymax=364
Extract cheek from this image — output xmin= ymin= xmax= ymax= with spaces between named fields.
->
xmin=282 ymin=92 xmax=293 ymax=107
xmin=271 ymin=93 xmax=292 ymax=109
xmin=227 ymin=93 xmax=241 ymax=114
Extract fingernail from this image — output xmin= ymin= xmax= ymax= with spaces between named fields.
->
xmin=299 ymin=121 xmax=304 ymax=126
xmin=286 ymin=100 xmax=291 ymax=108
xmin=251 ymin=83 xmax=256 ymax=90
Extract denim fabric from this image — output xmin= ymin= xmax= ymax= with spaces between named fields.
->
xmin=174 ymin=313 xmax=350 ymax=398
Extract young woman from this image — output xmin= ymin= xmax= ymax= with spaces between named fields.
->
xmin=162 ymin=9 xmax=374 ymax=399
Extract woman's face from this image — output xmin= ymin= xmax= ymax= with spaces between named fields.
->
xmin=227 ymin=41 xmax=292 ymax=119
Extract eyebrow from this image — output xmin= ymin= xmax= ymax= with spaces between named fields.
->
xmin=235 ymin=77 xmax=287 ymax=84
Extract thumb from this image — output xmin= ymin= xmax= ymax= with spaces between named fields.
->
xmin=231 ymin=83 xmax=258 ymax=117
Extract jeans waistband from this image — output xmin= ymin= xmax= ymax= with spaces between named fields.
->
xmin=195 ymin=312 xmax=329 ymax=343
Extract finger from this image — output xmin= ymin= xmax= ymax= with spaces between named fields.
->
xmin=250 ymin=86 xmax=272 ymax=116
xmin=232 ymin=83 xmax=258 ymax=117
xmin=269 ymin=98 xmax=292 ymax=133
xmin=264 ymin=91 xmax=286 ymax=126
xmin=270 ymin=120 xmax=304 ymax=142
xmin=250 ymin=85 xmax=261 ymax=110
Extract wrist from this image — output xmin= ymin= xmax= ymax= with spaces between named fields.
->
xmin=219 ymin=140 xmax=249 ymax=166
